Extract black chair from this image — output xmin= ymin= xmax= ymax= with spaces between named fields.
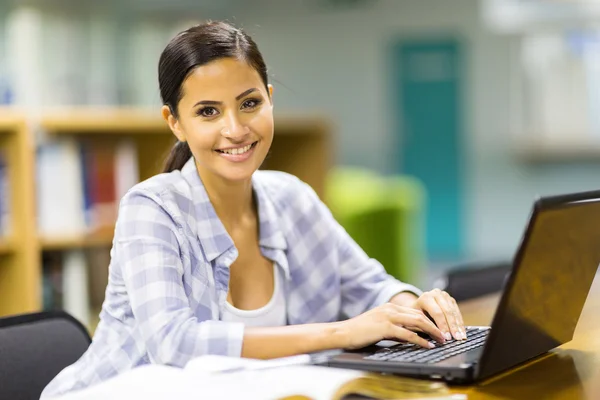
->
xmin=0 ymin=310 xmax=91 ymax=400
xmin=434 ymin=261 xmax=512 ymax=302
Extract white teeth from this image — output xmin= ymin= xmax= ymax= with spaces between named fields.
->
xmin=221 ymin=143 xmax=252 ymax=155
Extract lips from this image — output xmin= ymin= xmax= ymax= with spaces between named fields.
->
xmin=214 ymin=141 xmax=258 ymax=163
xmin=215 ymin=141 xmax=258 ymax=155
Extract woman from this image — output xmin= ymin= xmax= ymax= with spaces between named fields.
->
xmin=42 ymin=21 xmax=466 ymax=397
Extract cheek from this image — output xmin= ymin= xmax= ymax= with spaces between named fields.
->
xmin=185 ymin=123 xmax=219 ymax=150
xmin=249 ymin=109 xmax=274 ymax=143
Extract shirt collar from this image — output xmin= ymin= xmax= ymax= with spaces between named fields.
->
xmin=181 ymin=157 xmax=288 ymax=263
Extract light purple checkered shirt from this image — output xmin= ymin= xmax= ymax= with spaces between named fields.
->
xmin=41 ymin=157 xmax=421 ymax=398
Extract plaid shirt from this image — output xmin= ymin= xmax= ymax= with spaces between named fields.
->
xmin=42 ymin=157 xmax=421 ymax=398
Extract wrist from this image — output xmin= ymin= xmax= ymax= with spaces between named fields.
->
xmin=325 ymin=321 xmax=351 ymax=350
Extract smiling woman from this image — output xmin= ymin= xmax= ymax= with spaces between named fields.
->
xmin=41 ymin=21 xmax=466 ymax=398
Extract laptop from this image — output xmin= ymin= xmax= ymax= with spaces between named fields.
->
xmin=324 ymin=189 xmax=600 ymax=383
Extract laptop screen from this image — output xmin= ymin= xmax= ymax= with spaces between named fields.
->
xmin=478 ymin=197 xmax=600 ymax=379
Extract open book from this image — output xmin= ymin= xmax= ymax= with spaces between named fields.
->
xmin=53 ymin=355 xmax=466 ymax=400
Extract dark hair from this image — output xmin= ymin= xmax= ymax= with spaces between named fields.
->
xmin=159 ymin=21 xmax=269 ymax=172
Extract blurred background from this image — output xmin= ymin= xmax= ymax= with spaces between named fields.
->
xmin=1 ymin=0 xmax=600 ymax=331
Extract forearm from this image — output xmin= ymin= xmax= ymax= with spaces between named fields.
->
xmin=242 ymin=322 xmax=348 ymax=359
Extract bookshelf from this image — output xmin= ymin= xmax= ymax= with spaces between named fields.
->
xmin=515 ymin=136 xmax=600 ymax=162
xmin=0 ymin=107 xmax=333 ymax=325
xmin=0 ymin=110 xmax=41 ymax=316
xmin=0 ymin=240 xmax=14 ymax=255
xmin=508 ymin=30 xmax=600 ymax=163
xmin=41 ymin=108 xmax=175 ymax=184
xmin=41 ymin=109 xmax=333 ymax=197
xmin=261 ymin=115 xmax=332 ymax=198
xmin=39 ymin=230 xmax=115 ymax=251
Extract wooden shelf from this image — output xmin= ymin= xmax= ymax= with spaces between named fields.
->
xmin=0 ymin=111 xmax=40 ymax=316
xmin=40 ymin=108 xmax=331 ymax=136
xmin=0 ymin=238 xmax=15 ymax=255
xmin=0 ymin=109 xmax=27 ymax=134
xmin=272 ymin=114 xmax=332 ymax=135
xmin=515 ymin=136 xmax=600 ymax=162
xmin=41 ymin=108 xmax=170 ymax=134
xmin=39 ymin=230 xmax=115 ymax=251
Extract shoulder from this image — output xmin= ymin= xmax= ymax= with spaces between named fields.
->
xmin=119 ymin=170 xmax=195 ymax=218
xmin=253 ymin=170 xmax=329 ymax=222
xmin=254 ymin=170 xmax=320 ymax=206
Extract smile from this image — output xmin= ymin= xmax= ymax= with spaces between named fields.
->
xmin=216 ymin=141 xmax=257 ymax=155
xmin=215 ymin=141 xmax=258 ymax=162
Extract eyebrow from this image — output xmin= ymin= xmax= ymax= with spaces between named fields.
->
xmin=193 ymin=88 xmax=259 ymax=107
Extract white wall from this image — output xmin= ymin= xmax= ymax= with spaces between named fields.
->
xmin=236 ymin=0 xmax=474 ymax=173
xmin=233 ymin=0 xmax=495 ymax=259
xmin=232 ymin=0 xmax=600 ymax=261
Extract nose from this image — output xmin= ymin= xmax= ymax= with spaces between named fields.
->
xmin=221 ymin=113 xmax=249 ymax=140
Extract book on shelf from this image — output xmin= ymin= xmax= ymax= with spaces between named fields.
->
xmin=41 ymin=245 xmax=111 ymax=332
xmin=37 ymin=138 xmax=139 ymax=238
xmin=42 ymin=251 xmax=64 ymax=310
xmin=522 ymin=31 xmax=600 ymax=141
xmin=0 ymin=149 xmax=10 ymax=238
xmin=56 ymin=355 xmax=465 ymax=400
xmin=37 ymin=139 xmax=86 ymax=237
xmin=80 ymin=140 xmax=117 ymax=231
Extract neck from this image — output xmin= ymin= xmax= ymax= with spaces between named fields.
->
xmin=196 ymin=162 xmax=255 ymax=230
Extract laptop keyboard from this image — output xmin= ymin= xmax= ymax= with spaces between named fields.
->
xmin=363 ymin=327 xmax=490 ymax=364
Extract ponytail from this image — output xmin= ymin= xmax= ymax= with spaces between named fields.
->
xmin=163 ymin=141 xmax=193 ymax=173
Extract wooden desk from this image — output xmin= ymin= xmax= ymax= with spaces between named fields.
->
xmin=453 ymin=273 xmax=600 ymax=399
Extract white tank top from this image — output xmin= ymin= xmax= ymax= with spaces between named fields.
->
xmin=220 ymin=264 xmax=287 ymax=327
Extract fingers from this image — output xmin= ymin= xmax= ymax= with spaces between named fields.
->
xmin=416 ymin=289 xmax=466 ymax=341
xmin=386 ymin=304 xmax=445 ymax=343
xmin=443 ymin=291 xmax=466 ymax=338
xmin=417 ymin=294 xmax=453 ymax=341
xmin=433 ymin=291 xmax=464 ymax=340
xmin=388 ymin=324 xmax=435 ymax=349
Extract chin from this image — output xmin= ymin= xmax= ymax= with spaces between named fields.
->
xmin=217 ymin=165 xmax=259 ymax=183
xmin=220 ymin=172 xmax=255 ymax=183
xmin=211 ymin=148 xmax=268 ymax=183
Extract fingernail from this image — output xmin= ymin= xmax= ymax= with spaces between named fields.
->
xmin=444 ymin=332 xmax=452 ymax=341
xmin=428 ymin=342 xmax=435 ymax=349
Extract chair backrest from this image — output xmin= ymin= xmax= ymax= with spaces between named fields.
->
xmin=0 ymin=311 xmax=91 ymax=400
xmin=435 ymin=262 xmax=512 ymax=302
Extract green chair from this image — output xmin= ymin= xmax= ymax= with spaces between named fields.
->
xmin=325 ymin=167 xmax=426 ymax=286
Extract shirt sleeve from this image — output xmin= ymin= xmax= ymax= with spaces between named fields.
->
xmin=115 ymin=190 xmax=244 ymax=367
xmin=297 ymin=180 xmax=423 ymax=319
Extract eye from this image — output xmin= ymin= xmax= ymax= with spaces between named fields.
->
xmin=241 ymin=98 xmax=262 ymax=110
xmin=197 ymin=107 xmax=219 ymax=118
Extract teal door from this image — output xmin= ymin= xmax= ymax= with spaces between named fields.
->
xmin=392 ymin=39 xmax=465 ymax=261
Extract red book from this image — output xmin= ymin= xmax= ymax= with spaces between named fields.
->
xmin=91 ymin=142 xmax=116 ymax=232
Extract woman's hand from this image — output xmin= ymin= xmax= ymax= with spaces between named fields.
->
xmin=391 ymin=289 xmax=466 ymax=341
xmin=337 ymin=303 xmax=447 ymax=350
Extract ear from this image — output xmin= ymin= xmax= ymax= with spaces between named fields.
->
xmin=161 ymin=105 xmax=186 ymax=142
xmin=267 ymin=84 xmax=274 ymax=104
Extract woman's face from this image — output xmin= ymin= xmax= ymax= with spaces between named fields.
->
xmin=164 ymin=57 xmax=274 ymax=183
